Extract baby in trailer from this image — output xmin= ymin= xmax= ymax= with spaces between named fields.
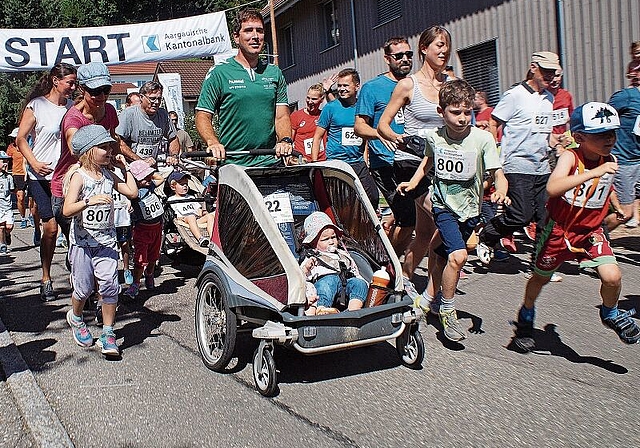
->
xmin=299 ymin=211 xmax=368 ymax=316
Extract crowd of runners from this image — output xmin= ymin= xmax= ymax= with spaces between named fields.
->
xmin=1 ymin=8 xmax=639 ymax=359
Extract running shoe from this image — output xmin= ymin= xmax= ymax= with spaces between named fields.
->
xmin=549 ymin=272 xmax=563 ymax=282
xmin=512 ymin=314 xmax=535 ymax=352
xmin=66 ymin=310 xmax=93 ymax=347
xmin=500 ymin=235 xmax=517 ymax=253
xmin=97 ymin=331 xmax=120 ymax=356
xmin=493 ymin=249 xmax=510 ymax=262
xmin=123 ymin=269 xmax=134 ymax=286
xmin=55 ymin=233 xmax=65 ymax=248
xmin=0 ymin=244 xmax=6 ymax=256
xmin=124 ymin=282 xmax=140 ymax=299
xmin=601 ymin=308 xmax=640 ymax=344
xmin=524 ymin=222 xmax=537 ymax=241
xmin=40 ymin=280 xmax=56 ymax=302
xmin=439 ymin=307 xmax=467 ymax=342
xmin=95 ymin=305 xmax=103 ymax=326
xmin=5 ymin=232 xmax=11 ymax=246
xmin=20 ymin=218 xmax=28 ymax=229
xmin=144 ymin=273 xmax=155 ymax=290
xmin=28 ymin=216 xmax=34 ymax=227
xmin=476 ymin=242 xmax=493 ymax=265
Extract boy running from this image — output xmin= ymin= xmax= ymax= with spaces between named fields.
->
xmin=398 ymin=79 xmax=509 ymax=342
xmin=513 ymin=102 xmax=640 ymax=351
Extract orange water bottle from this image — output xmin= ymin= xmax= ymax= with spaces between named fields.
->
xmin=366 ymin=267 xmax=391 ymax=307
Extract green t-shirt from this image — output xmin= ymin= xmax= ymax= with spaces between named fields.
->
xmin=196 ymin=57 xmax=289 ymax=167
xmin=426 ymin=126 xmax=501 ymax=221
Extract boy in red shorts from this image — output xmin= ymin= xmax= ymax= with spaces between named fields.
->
xmin=513 ymin=102 xmax=640 ymax=351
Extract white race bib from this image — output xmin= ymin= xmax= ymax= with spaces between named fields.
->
xmin=82 ymin=204 xmax=113 ymax=230
xmin=140 ymin=193 xmax=163 ymax=220
xmin=562 ymin=171 xmax=614 ymax=209
xmin=434 ymin=146 xmax=478 ymax=181
xmin=633 ymin=115 xmax=640 ymax=137
xmin=551 ymin=108 xmax=569 ymax=127
xmin=303 ymin=138 xmax=324 ymax=155
xmin=111 ymin=191 xmax=128 ymax=209
xmin=263 ymin=192 xmax=293 ymax=224
xmin=531 ymin=112 xmax=553 ymax=133
xmin=136 ymin=144 xmax=157 ymax=158
xmin=341 ymin=127 xmax=363 ymax=146
xmin=172 ymin=200 xmax=201 ymax=217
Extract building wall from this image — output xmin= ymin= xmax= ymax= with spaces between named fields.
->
xmin=271 ymin=0 xmax=638 ymax=108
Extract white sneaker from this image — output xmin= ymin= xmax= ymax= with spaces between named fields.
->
xmin=476 ymin=242 xmax=493 ymax=265
xmin=549 ymin=272 xmax=563 ymax=282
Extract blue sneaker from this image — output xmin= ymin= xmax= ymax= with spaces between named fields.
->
xmin=97 ymin=331 xmax=120 ymax=356
xmin=124 ymin=269 xmax=134 ymax=286
xmin=66 ymin=310 xmax=93 ymax=347
xmin=601 ymin=308 xmax=640 ymax=344
xmin=124 ymin=282 xmax=140 ymax=299
xmin=28 ymin=216 xmax=34 ymax=227
xmin=20 ymin=218 xmax=28 ymax=229
xmin=0 ymin=244 xmax=7 ymax=256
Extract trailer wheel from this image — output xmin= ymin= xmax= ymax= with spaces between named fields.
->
xmin=195 ymin=273 xmax=237 ymax=372
xmin=253 ymin=345 xmax=278 ymax=397
xmin=396 ymin=326 xmax=424 ymax=369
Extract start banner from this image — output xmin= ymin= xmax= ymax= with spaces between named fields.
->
xmin=0 ymin=11 xmax=231 ymax=72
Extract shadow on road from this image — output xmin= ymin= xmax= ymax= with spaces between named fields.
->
xmin=506 ymin=323 xmax=628 ymax=374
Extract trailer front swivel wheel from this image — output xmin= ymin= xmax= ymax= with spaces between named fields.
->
xmin=253 ymin=341 xmax=278 ymax=397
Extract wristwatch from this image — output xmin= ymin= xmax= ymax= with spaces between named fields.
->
xmin=279 ymin=137 xmax=293 ymax=144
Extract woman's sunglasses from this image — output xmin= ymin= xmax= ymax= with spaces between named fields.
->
xmin=85 ymin=85 xmax=112 ymax=97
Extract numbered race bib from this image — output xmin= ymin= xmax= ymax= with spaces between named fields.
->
xmin=394 ymin=108 xmax=405 ymax=125
xmin=551 ymin=108 xmax=569 ymax=127
xmin=172 ymin=200 xmax=201 ymax=217
xmin=136 ymin=144 xmax=157 ymax=158
xmin=633 ymin=115 xmax=640 ymax=137
xmin=140 ymin=192 xmax=163 ymax=220
xmin=82 ymin=204 xmax=113 ymax=230
xmin=263 ymin=192 xmax=294 ymax=224
xmin=434 ymin=147 xmax=478 ymax=181
xmin=531 ymin=112 xmax=553 ymax=133
xmin=303 ymin=138 xmax=324 ymax=155
xmin=562 ymin=171 xmax=614 ymax=209
xmin=112 ymin=191 xmax=128 ymax=209
xmin=341 ymin=127 xmax=363 ymax=146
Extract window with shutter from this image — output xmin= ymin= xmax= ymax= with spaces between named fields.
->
xmin=377 ymin=0 xmax=402 ymax=26
xmin=458 ymin=39 xmax=500 ymax=107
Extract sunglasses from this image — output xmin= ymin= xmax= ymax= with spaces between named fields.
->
xmin=85 ymin=85 xmax=111 ymax=96
xmin=144 ymin=95 xmax=162 ymax=104
xmin=387 ymin=51 xmax=413 ymax=61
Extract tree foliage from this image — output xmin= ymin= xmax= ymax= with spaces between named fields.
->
xmin=1 ymin=0 xmax=260 ymax=145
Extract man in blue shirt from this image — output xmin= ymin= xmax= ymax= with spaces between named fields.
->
xmin=354 ymin=36 xmax=423 ymax=253
xmin=311 ymin=68 xmax=379 ymax=209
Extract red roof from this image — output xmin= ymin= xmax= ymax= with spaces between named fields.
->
xmin=108 ymin=62 xmax=158 ymax=75
xmin=110 ymin=82 xmax=138 ymax=95
xmin=156 ymin=60 xmax=214 ymax=98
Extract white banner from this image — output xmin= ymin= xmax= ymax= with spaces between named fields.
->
xmin=157 ymin=73 xmax=184 ymax=127
xmin=0 ymin=12 xmax=231 ymax=72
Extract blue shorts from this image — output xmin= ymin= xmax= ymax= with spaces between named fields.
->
xmin=116 ymin=226 xmax=132 ymax=243
xmin=432 ymin=207 xmax=481 ymax=258
xmin=613 ymin=163 xmax=640 ymax=205
xmin=28 ymin=180 xmax=54 ymax=220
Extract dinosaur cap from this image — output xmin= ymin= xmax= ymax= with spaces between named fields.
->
xmin=570 ymin=102 xmax=620 ymax=134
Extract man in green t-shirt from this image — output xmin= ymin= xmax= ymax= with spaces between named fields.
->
xmin=195 ymin=8 xmax=293 ymax=167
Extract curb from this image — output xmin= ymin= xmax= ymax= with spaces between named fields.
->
xmin=0 ymin=317 xmax=74 ymax=448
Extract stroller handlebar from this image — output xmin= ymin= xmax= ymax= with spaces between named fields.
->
xmin=180 ymin=148 xmax=277 ymax=159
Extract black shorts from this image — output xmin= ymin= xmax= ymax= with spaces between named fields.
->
xmin=28 ymin=179 xmax=54 ymax=220
xmin=371 ymin=159 xmax=430 ymax=227
xmin=13 ymin=175 xmax=26 ymax=191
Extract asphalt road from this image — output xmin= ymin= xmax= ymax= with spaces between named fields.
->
xmin=1 ymin=223 xmax=639 ymax=447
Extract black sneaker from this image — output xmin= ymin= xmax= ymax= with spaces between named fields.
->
xmin=5 ymin=232 xmax=10 ymax=246
xmin=513 ymin=316 xmax=535 ymax=352
xmin=40 ymin=280 xmax=56 ymax=302
xmin=601 ymin=308 xmax=640 ymax=344
xmin=95 ymin=305 xmax=103 ymax=326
